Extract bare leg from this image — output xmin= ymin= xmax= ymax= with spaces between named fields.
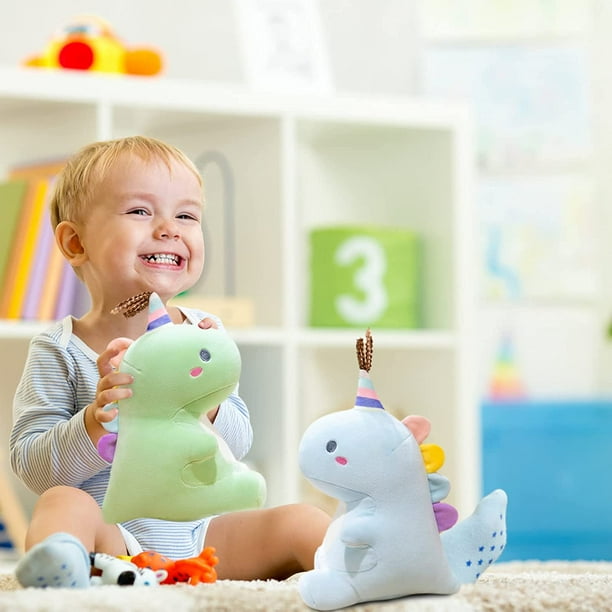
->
xmin=204 ymin=503 xmax=330 ymax=580
xmin=26 ymin=485 xmax=127 ymax=556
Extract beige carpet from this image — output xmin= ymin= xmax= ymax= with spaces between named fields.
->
xmin=0 ymin=561 xmax=611 ymax=611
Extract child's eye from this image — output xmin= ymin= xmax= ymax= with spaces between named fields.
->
xmin=177 ymin=213 xmax=200 ymax=221
xmin=127 ymin=208 xmax=149 ymax=216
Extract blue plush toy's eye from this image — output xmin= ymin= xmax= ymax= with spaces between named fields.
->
xmin=326 ymin=440 xmax=337 ymax=453
xmin=199 ymin=349 xmax=211 ymax=362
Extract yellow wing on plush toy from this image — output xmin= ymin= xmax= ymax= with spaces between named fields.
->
xmin=23 ymin=15 xmax=163 ymax=75
xmin=420 ymin=443 xmax=445 ymax=474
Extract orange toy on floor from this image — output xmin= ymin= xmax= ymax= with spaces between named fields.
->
xmin=130 ymin=548 xmax=219 ymax=585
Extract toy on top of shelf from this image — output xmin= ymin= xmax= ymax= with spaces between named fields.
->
xmin=23 ymin=15 xmax=163 ymax=76
xmin=297 ymin=329 xmax=508 ymax=611
xmin=98 ymin=291 xmax=266 ymax=523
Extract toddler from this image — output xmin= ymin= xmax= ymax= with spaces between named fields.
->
xmin=9 ymin=135 xmax=330 ymax=587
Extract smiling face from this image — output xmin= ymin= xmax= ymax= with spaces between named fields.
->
xmin=119 ymin=325 xmax=242 ymax=417
xmin=298 ymin=407 xmax=418 ymax=502
xmin=70 ymin=153 xmax=205 ymax=308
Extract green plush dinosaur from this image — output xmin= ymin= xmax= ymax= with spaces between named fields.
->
xmin=100 ymin=293 xmax=266 ymax=523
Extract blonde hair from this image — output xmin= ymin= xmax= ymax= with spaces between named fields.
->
xmin=50 ymin=135 xmax=202 ymax=228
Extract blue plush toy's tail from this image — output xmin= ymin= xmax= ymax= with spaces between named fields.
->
xmin=440 ymin=489 xmax=508 ymax=584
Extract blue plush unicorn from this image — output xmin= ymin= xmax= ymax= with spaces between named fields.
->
xmin=298 ymin=330 xmax=508 ymax=610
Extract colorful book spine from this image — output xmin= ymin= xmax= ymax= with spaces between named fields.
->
xmin=0 ymin=179 xmax=28 ymax=295
xmin=21 ymin=205 xmax=54 ymax=320
xmin=1 ymin=159 xmax=68 ymax=321
xmin=4 ymin=180 xmax=50 ymax=319
xmin=0 ymin=180 xmax=46 ymax=319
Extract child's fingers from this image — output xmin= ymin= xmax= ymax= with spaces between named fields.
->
xmin=94 ymin=371 xmax=133 ymax=422
xmin=198 ymin=317 xmax=218 ymax=330
xmin=97 ymin=337 xmax=133 ymax=376
xmin=97 ymin=385 xmax=132 ymax=406
xmin=98 ymin=371 xmax=134 ymax=394
xmin=94 ymin=387 xmax=132 ymax=423
xmin=96 ymin=404 xmax=119 ymax=424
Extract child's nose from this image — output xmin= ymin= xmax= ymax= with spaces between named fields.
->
xmin=155 ymin=218 xmax=180 ymax=239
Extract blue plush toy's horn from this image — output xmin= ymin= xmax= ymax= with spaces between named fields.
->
xmin=354 ymin=329 xmax=384 ymax=409
xmin=147 ymin=292 xmax=172 ymax=331
xmin=355 ymin=369 xmax=384 ymax=409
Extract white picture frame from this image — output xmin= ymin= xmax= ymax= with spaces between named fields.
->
xmin=235 ymin=0 xmax=333 ymax=94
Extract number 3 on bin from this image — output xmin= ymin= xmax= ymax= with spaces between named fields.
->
xmin=334 ymin=236 xmax=388 ymax=324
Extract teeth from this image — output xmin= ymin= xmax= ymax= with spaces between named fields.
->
xmin=143 ymin=254 xmax=180 ymax=265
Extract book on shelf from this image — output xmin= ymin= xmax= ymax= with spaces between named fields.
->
xmin=21 ymin=204 xmax=55 ymax=320
xmin=0 ymin=158 xmax=75 ymax=321
xmin=0 ymin=179 xmax=49 ymax=319
xmin=0 ymin=179 xmax=29 ymax=295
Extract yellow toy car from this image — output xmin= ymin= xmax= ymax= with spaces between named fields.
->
xmin=24 ymin=15 xmax=163 ymax=76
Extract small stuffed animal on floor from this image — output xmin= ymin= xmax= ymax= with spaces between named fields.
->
xmin=130 ymin=547 xmax=219 ymax=585
xmin=99 ymin=292 xmax=266 ymax=523
xmin=298 ymin=330 xmax=508 ymax=610
xmin=90 ymin=552 xmax=167 ymax=586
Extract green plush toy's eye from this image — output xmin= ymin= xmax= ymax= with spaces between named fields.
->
xmin=326 ymin=440 xmax=337 ymax=453
xmin=199 ymin=349 xmax=211 ymax=362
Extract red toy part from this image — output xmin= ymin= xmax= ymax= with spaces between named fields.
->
xmin=130 ymin=547 xmax=219 ymax=586
xmin=58 ymin=41 xmax=95 ymax=70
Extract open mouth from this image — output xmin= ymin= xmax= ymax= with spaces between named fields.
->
xmin=140 ymin=253 xmax=183 ymax=266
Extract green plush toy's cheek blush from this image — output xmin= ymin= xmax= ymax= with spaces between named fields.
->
xmin=190 ymin=367 xmax=203 ymax=378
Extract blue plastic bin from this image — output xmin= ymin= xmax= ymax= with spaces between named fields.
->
xmin=482 ymin=399 xmax=612 ymax=561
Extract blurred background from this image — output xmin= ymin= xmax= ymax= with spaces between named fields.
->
xmin=1 ymin=0 xmax=611 ymax=561
xmin=0 ymin=0 xmax=610 ymax=397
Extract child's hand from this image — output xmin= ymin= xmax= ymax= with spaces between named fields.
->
xmin=85 ymin=338 xmax=134 ymax=441
xmin=198 ymin=317 xmax=218 ymax=330
xmin=94 ymin=338 xmax=134 ymax=424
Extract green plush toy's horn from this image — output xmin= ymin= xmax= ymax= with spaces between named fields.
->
xmin=147 ymin=292 xmax=172 ymax=330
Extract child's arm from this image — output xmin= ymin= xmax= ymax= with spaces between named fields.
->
xmin=10 ymin=334 xmax=111 ymax=494
xmin=213 ymin=391 xmax=254 ymax=460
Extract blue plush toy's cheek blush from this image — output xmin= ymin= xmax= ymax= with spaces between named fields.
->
xmin=190 ymin=367 xmax=203 ymax=378
xmin=336 ymin=456 xmax=348 ymax=466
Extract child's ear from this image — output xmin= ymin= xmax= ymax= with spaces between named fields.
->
xmin=55 ymin=221 xmax=87 ymax=267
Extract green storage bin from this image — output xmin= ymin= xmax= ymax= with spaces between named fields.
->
xmin=309 ymin=225 xmax=421 ymax=329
